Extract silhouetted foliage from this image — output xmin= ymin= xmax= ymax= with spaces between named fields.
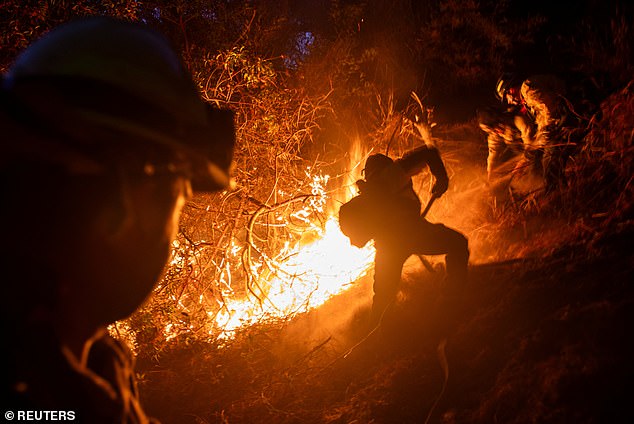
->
xmin=0 ymin=0 xmax=139 ymax=72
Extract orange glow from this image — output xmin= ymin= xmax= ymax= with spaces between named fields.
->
xmin=110 ymin=138 xmax=375 ymax=348
xmin=213 ymin=137 xmax=374 ymax=341
xmin=215 ymin=217 xmax=375 ymax=340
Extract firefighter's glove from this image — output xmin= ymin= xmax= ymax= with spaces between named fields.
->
xmin=432 ymin=176 xmax=449 ymax=197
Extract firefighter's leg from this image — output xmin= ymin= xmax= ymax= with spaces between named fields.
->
xmin=487 ymin=136 xmax=513 ymax=201
xmin=543 ymin=144 xmax=569 ymax=193
xmin=527 ymin=148 xmax=544 ymax=178
xmin=411 ymin=221 xmax=469 ymax=295
xmin=487 ymin=134 xmax=505 ymax=182
xmin=540 ymin=122 xmax=573 ymax=193
xmin=371 ymin=246 xmax=407 ymax=324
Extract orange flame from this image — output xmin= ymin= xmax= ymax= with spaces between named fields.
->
xmin=111 ymin=138 xmax=375 ymax=348
xmin=213 ymin=137 xmax=374 ymax=340
xmin=215 ymin=217 xmax=374 ymax=339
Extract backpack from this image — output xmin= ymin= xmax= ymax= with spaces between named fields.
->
xmin=338 ymin=194 xmax=374 ymax=248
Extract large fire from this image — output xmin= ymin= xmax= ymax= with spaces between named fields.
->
xmin=214 ymin=216 xmax=375 ymax=340
xmin=156 ymin=140 xmax=375 ymax=344
xmin=110 ymin=141 xmax=375 ymax=347
xmin=205 ymin=140 xmax=375 ymax=341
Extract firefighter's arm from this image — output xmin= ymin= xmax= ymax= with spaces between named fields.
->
xmin=514 ymin=114 xmax=537 ymax=147
xmin=397 ymin=145 xmax=449 ymax=196
xmin=487 ymin=135 xmax=505 ymax=180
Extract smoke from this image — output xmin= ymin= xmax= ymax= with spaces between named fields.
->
xmin=257 ymin=122 xmax=548 ymax=362
xmin=410 ymin=126 xmax=542 ymax=266
xmin=271 ymin=274 xmax=376 ymax=362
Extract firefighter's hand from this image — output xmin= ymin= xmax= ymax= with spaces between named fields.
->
xmin=432 ymin=177 xmax=448 ymax=197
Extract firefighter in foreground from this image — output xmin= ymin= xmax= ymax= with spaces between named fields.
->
xmin=1 ymin=18 xmax=235 ymax=422
xmin=339 ymin=142 xmax=469 ymax=323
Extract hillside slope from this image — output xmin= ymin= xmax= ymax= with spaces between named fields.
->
xmin=136 ymin=219 xmax=633 ymax=424
xmin=136 ymin=109 xmax=634 ymax=422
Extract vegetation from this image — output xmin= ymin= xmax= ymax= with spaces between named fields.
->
xmin=2 ymin=0 xmax=632 ymax=422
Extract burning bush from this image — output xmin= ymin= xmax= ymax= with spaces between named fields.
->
xmin=112 ymin=45 xmax=381 ymax=352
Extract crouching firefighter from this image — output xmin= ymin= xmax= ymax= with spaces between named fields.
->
xmin=338 ymin=145 xmax=469 ymax=323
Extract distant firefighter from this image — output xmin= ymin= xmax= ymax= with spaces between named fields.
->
xmin=339 ymin=144 xmax=469 ymax=323
xmin=477 ymin=106 xmax=541 ymax=197
xmin=496 ymin=73 xmax=586 ymax=193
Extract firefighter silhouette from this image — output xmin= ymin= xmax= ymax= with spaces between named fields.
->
xmin=339 ymin=145 xmax=469 ymax=323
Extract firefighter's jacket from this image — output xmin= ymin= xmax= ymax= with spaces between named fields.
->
xmin=520 ymin=74 xmax=568 ymax=148
xmin=339 ymin=146 xmax=448 ymax=247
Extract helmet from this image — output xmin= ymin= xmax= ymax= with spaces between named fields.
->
xmin=3 ymin=17 xmax=234 ymax=191
xmin=495 ymin=73 xmax=521 ymax=103
xmin=363 ymin=153 xmax=393 ymax=181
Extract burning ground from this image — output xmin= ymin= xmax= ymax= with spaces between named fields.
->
xmin=131 ymin=95 xmax=634 ymax=423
